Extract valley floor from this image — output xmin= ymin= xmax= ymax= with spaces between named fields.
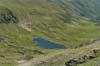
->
xmin=17 ymin=39 xmax=100 ymax=66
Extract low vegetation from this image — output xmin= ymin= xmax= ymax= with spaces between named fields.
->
xmin=0 ymin=0 xmax=100 ymax=66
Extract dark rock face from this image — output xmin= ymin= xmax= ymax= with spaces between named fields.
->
xmin=65 ymin=49 xmax=100 ymax=66
xmin=0 ymin=7 xmax=18 ymax=23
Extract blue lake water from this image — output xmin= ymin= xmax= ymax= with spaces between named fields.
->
xmin=33 ymin=38 xmax=65 ymax=49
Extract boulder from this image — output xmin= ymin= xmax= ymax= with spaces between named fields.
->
xmin=65 ymin=59 xmax=77 ymax=66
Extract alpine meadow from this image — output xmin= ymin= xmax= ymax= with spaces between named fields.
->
xmin=0 ymin=0 xmax=100 ymax=66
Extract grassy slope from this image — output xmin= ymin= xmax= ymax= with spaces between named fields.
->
xmin=0 ymin=0 xmax=100 ymax=66
xmin=1 ymin=0 xmax=99 ymax=48
xmin=56 ymin=0 xmax=100 ymax=21
xmin=17 ymin=39 xmax=100 ymax=66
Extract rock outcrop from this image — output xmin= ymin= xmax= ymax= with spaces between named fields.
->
xmin=0 ymin=6 xmax=18 ymax=23
xmin=65 ymin=48 xmax=100 ymax=66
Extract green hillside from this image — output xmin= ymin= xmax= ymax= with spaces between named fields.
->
xmin=0 ymin=0 xmax=100 ymax=66
xmin=54 ymin=0 xmax=100 ymax=21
